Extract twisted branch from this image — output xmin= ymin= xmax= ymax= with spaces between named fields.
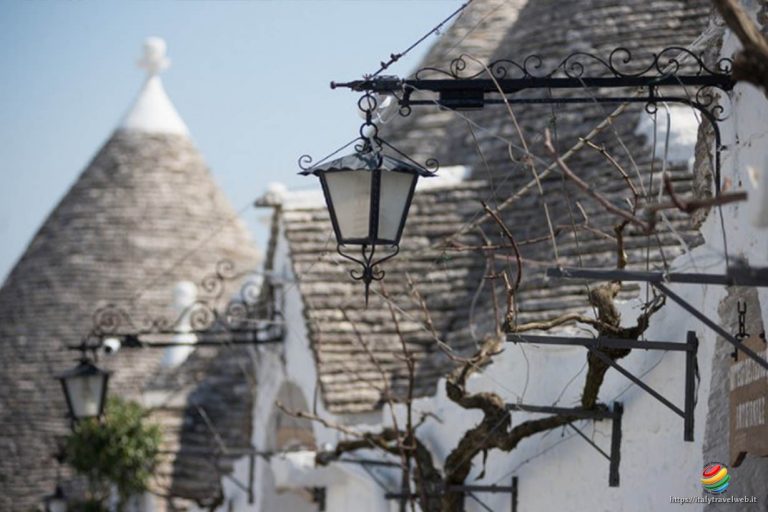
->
xmin=713 ymin=0 xmax=768 ymax=95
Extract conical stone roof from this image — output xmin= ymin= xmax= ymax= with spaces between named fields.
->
xmin=0 ymin=38 xmax=259 ymax=510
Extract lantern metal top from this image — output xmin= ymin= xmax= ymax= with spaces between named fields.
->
xmin=300 ymin=151 xmax=434 ymax=177
xmin=55 ymin=358 xmax=111 ymax=381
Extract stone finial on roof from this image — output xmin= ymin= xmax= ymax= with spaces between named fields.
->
xmin=138 ymin=36 xmax=170 ymax=75
xmin=120 ymin=37 xmax=189 ymax=136
xmin=255 ymin=182 xmax=289 ymax=207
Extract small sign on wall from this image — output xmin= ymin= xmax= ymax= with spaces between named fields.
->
xmin=729 ymin=334 xmax=768 ymax=466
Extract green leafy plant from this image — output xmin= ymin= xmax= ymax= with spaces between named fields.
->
xmin=65 ymin=397 xmax=162 ymax=511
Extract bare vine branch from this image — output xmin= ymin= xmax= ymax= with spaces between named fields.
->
xmin=713 ymin=0 xmax=768 ymax=94
xmin=644 ymin=173 xmax=747 ymax=218
xmin=544 ymin=129 xmax=652 ymax=232
xmin=482 ymin=202 xmax=523 ymax=291
xmin=581 ymin=138 xmax=640 ymax=214
xmin=511 ymin=313 xmax=621 ymax=335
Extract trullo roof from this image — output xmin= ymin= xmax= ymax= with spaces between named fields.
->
xmin=0 ymin=37 xmax=259 ymax=510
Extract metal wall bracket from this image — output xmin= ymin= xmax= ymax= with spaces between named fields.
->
xmin=507 ymin=402 xmax=623 ymax=486
xmin=508 ymin=332 xmax=698 ymax=442
xmin=385 ymin=478 xmax=519 ymax=512
xmin=311 ymin=487 xmax=327 ymax=511
xmin=333 ymin=47 xmax=735 ymax=192
xmin=547 ymin=266 xmax=768 ymax=371
xmin=74 ymin=259 xmax=285 ymax=351
xmin=336 ymin=457 xmax=401 ymax=468
xmin=69 ymin=322 xmax=284 ymax=352
xmin=547 ymin=266 xmax=768 ymax=287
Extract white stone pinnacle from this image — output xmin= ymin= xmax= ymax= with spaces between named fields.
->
xmin=118 ymin=37 xmax=189 ymax=136
xmin=137 ymin=36 xmax=170 ymax=76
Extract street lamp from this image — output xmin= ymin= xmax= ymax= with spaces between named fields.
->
xmin=56 ymin=351 xmax=111 ymax=423
xmin=43 ymin=484 xmax=67 ymax=512
xmin=300 ymin=93 xmax=435 ymax=304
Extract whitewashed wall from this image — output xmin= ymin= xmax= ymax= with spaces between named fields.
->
xmin=211 ymin=213 xmax=389 ymax=512
xmin=380 ymin=13 xmax=768 ymax=512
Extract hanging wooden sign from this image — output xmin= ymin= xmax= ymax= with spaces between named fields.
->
xmin=729 ymin=333 xmax=768 ymax=467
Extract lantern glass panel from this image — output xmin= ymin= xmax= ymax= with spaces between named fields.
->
xmin=377 ymin=170 xmax=417 ymax=243
xmin=64 ymin=373 xmax=105 ymax=419
xmin=324 ymin=170 xmax=371 ymax=242
xmin=46 ymin=497 xmax=67 ymax=512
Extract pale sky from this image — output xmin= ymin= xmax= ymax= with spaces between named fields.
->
xmin=0 ymin=0 xmax=463 ymax=281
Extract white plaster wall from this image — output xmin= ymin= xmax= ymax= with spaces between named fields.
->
xmin=211 ymin=216 xmax=389 ymax=512
xmin=397 ymin=279 xmax=723 ymax=512
xmin=379 ymin=14 xmax=768 ymax=512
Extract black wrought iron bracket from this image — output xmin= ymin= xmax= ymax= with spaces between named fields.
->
xmin=332 ymin=47 xmax=735 ymax=193
xmin=108 ymin=327 xmax=284 ymax=349
xmin=385 ymin=478 xmax=519 ymax=512
xmin=547 ymin=266 xmax=768 ymax=371
xmin=509 ymin=330 xmax=698 ymax=441
xmin=508 ymin=402 xmax=623 ymax=487
xmin=70 ymin=260 xmax=284 ymax=352
xmin=336 ymin=457 xmax=401 ymax=468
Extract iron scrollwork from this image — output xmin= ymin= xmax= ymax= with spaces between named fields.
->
xmin=414 ymin=47 xmax=733 ymax=81
xmin=88 ymin=259 xmax=282 ymax=348
xmin=336 ymin=242 xmax=400 ymax=306
xmin=410 ymin=47 xmax=735 ymax=123
xmin=331 ymin=47 xmax=736 ymax=193
xmin=333 ymin=47 xmax=735 ymax=124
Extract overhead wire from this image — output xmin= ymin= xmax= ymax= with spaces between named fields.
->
xmin=98 ymin=2 xmax=462 ymax=328
xmin=655 ymin=103 xmax=695 ymax=265
xmin=551 ymin=359 xmax=588 ymax=407
xmin=439 ymin=0 xmax=509 ymax=60
xmin=548 ymin=89 xmax=600 ymax=322
xmin=128 ymin=201 xmax=255 ymax=306
xmin=570 ymin=77 xmax=675 ymax=277
xmin=566 ymin=45 xmax=729 ymax=276
xmin=363 ymin=280 xmax=526 ymax=403
xmin=368 ymin=44 xmax=723 ymax=370
xmin=470 ymin=54 xmax=562 ymax=265
xmin=369 ymin=0 xmax=473 ymax=78
xmin=644 ymin=107 xmax=659 ymax=329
